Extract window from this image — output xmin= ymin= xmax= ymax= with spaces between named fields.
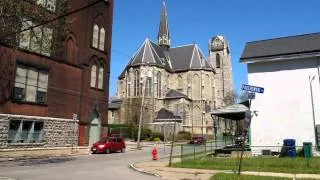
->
xmin=36 ymin=0 xmax=56 ymax=12
xmin=92 ymin=24 xmax=99 ymax=48
xmin=146 ymin=77 xmax=152 ymax=96
xmin=98 ymin=67 xmax=104 ymax=89
xmin=134 ymin=70 xmax=140 ymax=96
xmin=8 ymin=120 xmax=44 ymax=143
xmin=92 ymin=24 xmax=106 ymax=51
xmin=127 ymin=75 xmax=131 ymax=96
xmin=192 ymin=74 xmax=200 ymax=99
xmin=19 ymin=19 xmax=53 ymax=56
xmin=99 ymin=28 xmax=105 ymax=51
xmin=111 ymin=111 xmax=114 ymax=118
xmin=216 ymin=53 xmax=221 ymax=68
xmin=157 ymin=71 xmax=161 ymax=97
xmin=177 ymin=75 xmax=183 ymax=90
xmin=14 ymin=65 xmax=48 ymax=104
xmin=90 ymin=65 xmax=97 ymax=87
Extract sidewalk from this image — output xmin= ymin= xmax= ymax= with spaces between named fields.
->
xmin=131 ymin=160 xmax=320 ymax=180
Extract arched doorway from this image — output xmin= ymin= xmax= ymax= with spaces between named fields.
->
xmin=88 ymin=110 xmax=101 ymax=146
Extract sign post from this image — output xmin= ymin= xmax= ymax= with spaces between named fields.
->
xmin=71 ymin=113 xmax=77 ymax=153
xmin=238 ymin=84 xmax=264 ymax=174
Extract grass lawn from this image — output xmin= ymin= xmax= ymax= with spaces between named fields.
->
xmin=210 ymin=173 xmax=310 ymax=180
xmin=172 ymin=157 xmax=320 ymax=174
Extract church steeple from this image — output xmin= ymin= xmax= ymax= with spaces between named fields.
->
xmin=158 ymin=0 xmax=170 ymax=49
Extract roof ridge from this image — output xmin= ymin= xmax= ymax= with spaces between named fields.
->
xmin=247 ymin=32 xmax=320 ymax=44
xmin=171 ymin=44 xmax=195 ymax=49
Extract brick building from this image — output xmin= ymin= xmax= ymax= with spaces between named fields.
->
xmin=0 ymin=0 xmax=113 ymax=148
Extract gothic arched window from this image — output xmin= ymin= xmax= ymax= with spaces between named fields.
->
xmin=99 ymin=28 xmax=105 ymax=51
xmin=216 ymin=53 xmax=221 ymax=68
xmin=92 ymin=24 xmax=99 ymax=48
xmin=178 ymin=75 xmax=183 ymax=90
xmin=90 ymin=64 xmax=97 ymax=87
xmin=205 ymin=74 xmax=211 ymax=99
xmin=157 ymin=71 xmax=161 ymax=97
xmin=192 ymin=74 xmax=200 ymax=99
xmin=97 ymin=67 xmax=104 ymax=89
xmin=146 ymin=77 xmax=152 ymax=96
xmin=134 ymin=70 xmax=140 ymax=96
xmin=92 ymin=24 xmax=106 ymax=51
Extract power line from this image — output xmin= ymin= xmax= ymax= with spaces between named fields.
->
xmin=0 ymin=0 xmax=105 ymax=39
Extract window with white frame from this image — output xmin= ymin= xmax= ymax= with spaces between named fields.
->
xmin=90 ymin=63 xmax=104 ymax=90
xmin=97 ymin=67 xmax=104 ymax=89
xmin=14 ymin=65 xmax=49 ymax=104
xmin=19 ymin=19 xmax=53 ymax=56
xmin=92 ymin=24 xmax=106 ymax=51
xmin=8 ymin=120 xmax=44 ymax=143
xmin=99 ymin=28 xmax=105 ymax=51
xmin=92 ymin=24 xmax=99 ymax=48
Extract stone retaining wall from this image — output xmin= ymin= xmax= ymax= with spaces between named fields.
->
xmin=0 ymin=114 xmax=78 ymax=149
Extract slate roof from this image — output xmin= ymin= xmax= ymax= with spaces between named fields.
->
xmin=108 ymin=99 xmax=122 ymax=110
xmin=164 ymin=89 xmax=191 ymax=101
xmin=240 ymin=32 xmax=320 ymax=63
xmin=119 ymin=40 xmax=213 ymax=79
xmin=154 ymin=108 xmax=182 ymax=122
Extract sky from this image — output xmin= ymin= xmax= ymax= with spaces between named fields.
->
xmin=109 ymin=0 xmax=320 ymax=97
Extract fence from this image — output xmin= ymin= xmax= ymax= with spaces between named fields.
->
xmin=181 ymin=136 xmax=233 ymax=162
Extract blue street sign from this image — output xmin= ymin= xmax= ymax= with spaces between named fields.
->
xmin=242 ymin=84 xmax=264 ymax=93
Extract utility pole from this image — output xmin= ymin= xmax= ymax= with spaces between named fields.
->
xmin=309 ymin=75 xmax=317 ymax=148
xmin=137 ymin=67 xmax=147 ymax=149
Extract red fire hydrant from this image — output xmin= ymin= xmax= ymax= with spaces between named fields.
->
xmin=152 ymin=144 xmax=158 ymax=160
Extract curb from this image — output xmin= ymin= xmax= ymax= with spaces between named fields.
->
xmin=129 ymin=162 xmax=180 ymax=180
xmin=129 ymin=162 xmax=161 ymax=178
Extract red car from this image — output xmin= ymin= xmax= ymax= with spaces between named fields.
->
xmin=188 ymin=136 xmax=206 ymax=145
xmin=91 ymin=137 xmax=126 ymax=154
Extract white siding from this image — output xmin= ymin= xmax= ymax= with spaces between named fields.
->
xmin=248 ymin=57 xmax=320 ymax=155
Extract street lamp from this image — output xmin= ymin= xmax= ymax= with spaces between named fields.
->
xmin=309 ymin=75 xmax=317 ymax=148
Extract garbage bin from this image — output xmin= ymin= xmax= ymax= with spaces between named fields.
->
xmin=284 ymin=139 xmax=296 ymax=157
xmin=303 ymin=142 xmax=312 ymax=158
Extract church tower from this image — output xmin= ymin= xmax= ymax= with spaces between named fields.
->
xmin=209 ymin=36 xmax=234 ymax=108
xmin=158 ymin=0 xmax=171 ymax=49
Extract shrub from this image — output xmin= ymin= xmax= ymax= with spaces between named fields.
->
xmin=176 ymin=131 xmax=191 ymax=141
xmin=150 ymin=132 xmax=164 ymax=141
xmin=153 ymin=137 xmax=161 ymax=142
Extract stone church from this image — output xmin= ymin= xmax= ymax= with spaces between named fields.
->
xmin=110 ymin=1 xmax=233 ymax=136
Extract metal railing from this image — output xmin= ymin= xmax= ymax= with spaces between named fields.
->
xmin=181 ymin=136 xmax=233 ymax=162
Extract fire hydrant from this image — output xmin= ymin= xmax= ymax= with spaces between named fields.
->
xmin=152 ymin=144 xmax=158 ymax=160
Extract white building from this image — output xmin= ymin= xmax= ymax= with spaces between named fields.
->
xmin=240 ymin=33 xmax=320 ymax=155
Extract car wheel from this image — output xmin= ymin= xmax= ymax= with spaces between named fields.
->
xmin=121 ymin=147 xmax=125 ymax=153
xmin=105 ymin=148 xmax=110 ymax=154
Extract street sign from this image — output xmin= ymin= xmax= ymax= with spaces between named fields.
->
xmin=242 ymin=84 xmax=264 ymax=93
xmin=247 ymin=92 xmax=256 ymax=99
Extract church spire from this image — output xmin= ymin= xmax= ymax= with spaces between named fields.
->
xmin=158 ymin=0 xmax=170 ymax=49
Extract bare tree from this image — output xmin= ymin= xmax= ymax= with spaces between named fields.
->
xmin=0 ymin=0 xmax=68 ymax=57
xmin=223 ymin=90 xmax=248 ymax=105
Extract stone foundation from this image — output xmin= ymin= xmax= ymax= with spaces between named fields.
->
xmin=0 ymin=114 xmax=78 ymax=149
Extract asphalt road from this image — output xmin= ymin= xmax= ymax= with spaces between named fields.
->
xmin=0 ymin=145 xmax=180 ymax=180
